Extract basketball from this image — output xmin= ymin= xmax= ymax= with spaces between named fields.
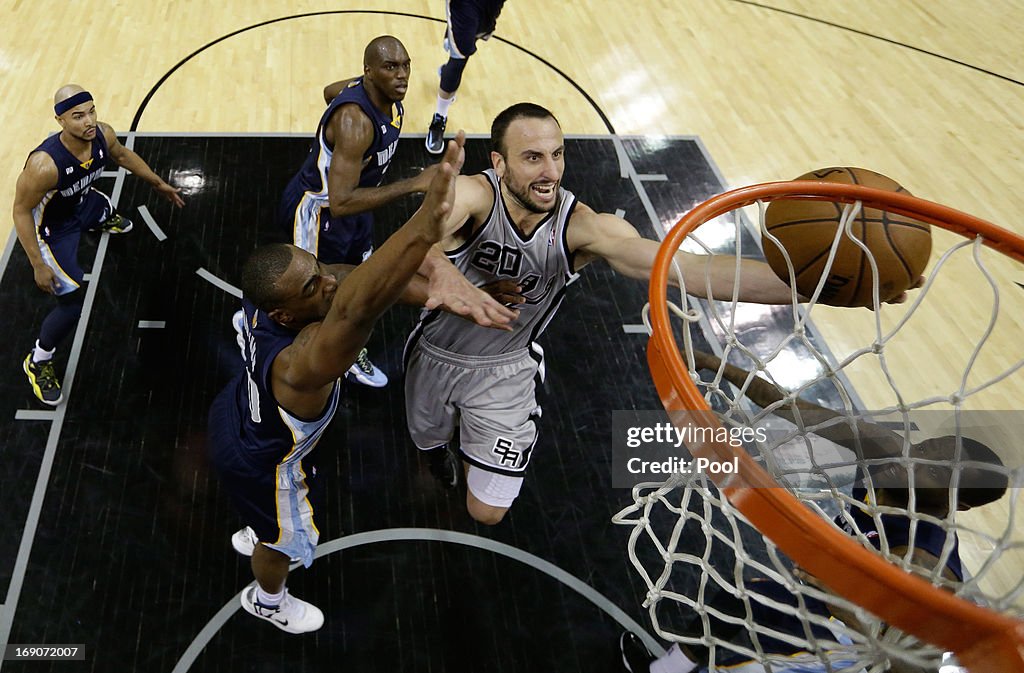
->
xmin=761 ymin=167 xmax=932 ymax=308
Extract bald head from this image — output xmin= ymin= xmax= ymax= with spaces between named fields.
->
xmin=363 ymin=35 xmax=406 ymax=67
xmin=52 ymin=84 xmax=95 ymax=127
xmin=54 ymin=84 xmax=87 ymax=106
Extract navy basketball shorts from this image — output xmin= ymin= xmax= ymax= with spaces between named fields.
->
xmin=207 ymin=382 xmax=325 ymax=567
xmin=318 ymin=211 xmax=374 ymax=265
xmin=445 ymin=0 xmax=506 ymax=57
xmin=35 ymin=188 xmax=113 ymax=296
xmin=279 ymin=185 xmax=374 ymax=265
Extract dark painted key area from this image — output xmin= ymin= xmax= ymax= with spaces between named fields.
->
xmin=0 ymin=136 xmax=840 ymax=671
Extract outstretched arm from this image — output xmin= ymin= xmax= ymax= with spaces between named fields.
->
xmin=325 ymin=105 xmax=439 ymax=218
xmin=691 ymin=350 xmax=905 ymax=460
xmin=272 ymin=132 xmax=467 ymax=414
xmin=322 ymin=260 xmax=521 ymax=330
xmin=566 ymin=206 xmax=797 ymax=304
xmin=102 ymin=123 xmax=185 ymax=207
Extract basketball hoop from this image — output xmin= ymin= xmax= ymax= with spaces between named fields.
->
xmin=625 ymin=180 xmax=1024 ymax=672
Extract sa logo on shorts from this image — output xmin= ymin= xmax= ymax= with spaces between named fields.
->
xmin=491 ymin=437 xmax=522 ymax=467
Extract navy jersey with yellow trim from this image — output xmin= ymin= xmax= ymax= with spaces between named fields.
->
xmin=29 ymin=132 xmax=109 ymax=231
xmin=714 ymin=486 xmax=964 ymax=666
xmin=836 ymin=486 xmax=964 ymax=580
xmin=233 ymin=299 xmax=340 ymax=470
xmin=291 ymin=77 xmax=403 ymax=200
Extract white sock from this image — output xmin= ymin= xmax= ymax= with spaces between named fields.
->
xmin=435 ymin=94 xmax=454 ymax=118
xmin=256 ymin=587 xmax=285 ymax=607
xmin=650 ymin=644 xmax=698 ymax=673
xmin=33 ymin=341 xmax=55 ymax=363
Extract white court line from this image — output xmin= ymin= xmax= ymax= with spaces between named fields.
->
xmin=137 ymin=205 xmax=167 ymax=241
xmin=195 ymin=268 xmax=241 ymax=298
xmin=0 ymin=228 xmax=16 ymax=286
xmin=622 ymin=324 xmax=650 ymax=334
xmin=170 ymin=528 xmax=666 ymax=672
xmin=609 ymin=134 xmax=754 ymax=423
xmin=611 ymin=136 xmax=665 ymax=239
xmin=138 ymin=320 xmax=167 ymax=329
xmin=14 ymin=410 xmax=57 ymax=421
xmin=0 ymin=136 xmax=133 ymax=667
xmin=611 ymin=137 xmax=631 ymax=179
xmin=614 ymin=208 xmax=626 ymax=218
xmin=638 ymin=174 xmax=668 ymax=181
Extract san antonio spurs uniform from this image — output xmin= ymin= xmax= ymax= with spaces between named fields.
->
xmin=404 ymin=169 xmax=578 ymax=507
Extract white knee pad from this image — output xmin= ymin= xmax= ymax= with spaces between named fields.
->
xmin=466 ymin=465 xmax=523 ymax=508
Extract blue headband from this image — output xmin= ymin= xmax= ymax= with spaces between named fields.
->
xmin=54 ymin=91 xmax=94 ymax=116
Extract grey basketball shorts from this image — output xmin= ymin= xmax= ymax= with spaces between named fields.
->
xmin=405 ymin=339 xmax=541 ymax=476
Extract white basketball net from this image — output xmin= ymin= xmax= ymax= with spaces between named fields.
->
xmin=615 ymin=197 xmax=1024 ymax=672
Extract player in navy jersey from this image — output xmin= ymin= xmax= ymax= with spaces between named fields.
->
xmin=12 ymin=84 xmax=184 ymax=405
xmin=619 ymin=350 xmax=1007 ymax=673
xmin=212 ymin=134 xmax=504 ymax=633
xmin=279 ymin=35 xmax=445 ymax=389
xmin=425 ymin=0 xmax=508 ymax=154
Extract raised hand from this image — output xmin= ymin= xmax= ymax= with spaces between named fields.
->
xmin=425 ymin=264 xmax=520 ymax=331
xmin=421 ymin=130 xmax=466 ymax=242
xmin=412 ymin=163 xmax=443 ymax=193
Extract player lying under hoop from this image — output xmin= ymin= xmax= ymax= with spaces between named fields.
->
xmin=620 ymin=349 xmax=1008 ymax=673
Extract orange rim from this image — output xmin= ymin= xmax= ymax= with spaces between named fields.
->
xmin=647 ymin=180 xmax=1024 ymax=672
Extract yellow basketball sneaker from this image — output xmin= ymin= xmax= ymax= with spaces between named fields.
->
xmin=23 ymin=352 xmax=63 ymax=406
xmin=99 ymin=213 xmax=134 ymax=234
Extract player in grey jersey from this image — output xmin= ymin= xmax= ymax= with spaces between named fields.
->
xmin=404 ymin=102 xmax=827 ymax=526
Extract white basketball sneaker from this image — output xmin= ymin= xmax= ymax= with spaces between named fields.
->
xmin=231 ymin=526 xmax=300 ymax=563
xmin=240 ymin=586 xmax=324 ymax=634
xmin=231 ymin=526 xmax=259 ymax=556
xmin=346 ymin=348 xmax=388 ymax=387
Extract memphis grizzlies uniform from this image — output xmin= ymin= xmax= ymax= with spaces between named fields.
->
xmin=837 ymin=485 xmax=964 ymax=579
xmin=689 ymin=491 xmax=965 ymax=673
xmin=278 ymin=77 xmax=403 ymax=265
xmin=404 ymin=169 xmax=578 ymax=506
xmin=208 ymin=299 xmax=341 ymax=567
xmin=445 ymin=0 xmax=506 ymax=59
xmin=707 ymin=578 xmax=863 ymax=673
xmin=29 ymin=132 xmax=113 ymax=295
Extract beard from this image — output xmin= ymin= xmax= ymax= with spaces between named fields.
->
xmin=503 ymin=176 xmax=557 ymax=214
